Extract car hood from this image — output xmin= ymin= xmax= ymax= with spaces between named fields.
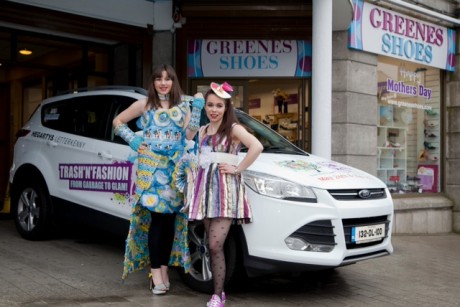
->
xmin=244 ymin=152 xmax=386 ymax=190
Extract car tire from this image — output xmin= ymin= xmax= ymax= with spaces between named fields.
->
xmin=178 ymin=220 xmax=243 ymax=294
xmin=11 ymin=175 xmax=53 ymax=241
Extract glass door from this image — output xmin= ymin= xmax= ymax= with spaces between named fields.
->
xmin=189 ymin=78 xmax=311 ymax=151
xmin=297 ymin=79 xmax=311 ymax=152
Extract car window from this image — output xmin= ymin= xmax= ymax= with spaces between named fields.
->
xmin=236 ymin=111 xmax=306 ymax=155
xmin=42 ymin=95 xmax=111 ymax=139
xmin=41 ymin=94 xmax=140 ymax=144
xmin=110 ymin=96 xmax=142 ymax=144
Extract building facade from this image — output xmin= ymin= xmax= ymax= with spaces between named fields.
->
xmin=1 ymin=0 xmax=459 ymax=233
xmin=332 ymin=0 xmax=459 ymax=234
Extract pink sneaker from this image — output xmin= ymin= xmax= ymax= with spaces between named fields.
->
xmin=221 ymin=292 xmax=226 ymax=304
xmin=207 ymin=294 xmax=223 ymax=307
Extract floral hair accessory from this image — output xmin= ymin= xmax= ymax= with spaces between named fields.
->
xmin=210 ymin=82 xmax=233 ymax=99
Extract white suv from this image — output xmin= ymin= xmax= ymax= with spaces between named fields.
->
xmin=9 ymin=87 xmax=393 ymax=293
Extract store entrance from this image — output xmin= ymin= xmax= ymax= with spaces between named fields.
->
xmin=0 ymin=83 xmax=9 ymax=205
xmin=190 ymin=78 xmax=311 ymax=152
xmin=0 ymin=26 xmax=147 ymax=209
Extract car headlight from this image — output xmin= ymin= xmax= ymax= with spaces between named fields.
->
xmin=244 ymin=170 xmax=317 ymax=202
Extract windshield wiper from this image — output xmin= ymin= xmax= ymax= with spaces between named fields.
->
xmin=240 ymin=145 xmax=306 ymax=155
xmin=262 ymin=145 xmax=305 ymax=155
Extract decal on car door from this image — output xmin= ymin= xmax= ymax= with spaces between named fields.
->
xmin=59 ymin=162 xmax=133 ymax=194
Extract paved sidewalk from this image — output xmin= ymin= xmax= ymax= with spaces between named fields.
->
xmin=0 ymin=217 xmax=460 ymax=306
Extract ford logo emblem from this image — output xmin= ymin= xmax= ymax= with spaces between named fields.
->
xmin=358 ymin=189 xmax=371 ymax=199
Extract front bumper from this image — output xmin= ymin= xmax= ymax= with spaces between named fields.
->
xmin=240 ymin=187 xmax=393 ymax=275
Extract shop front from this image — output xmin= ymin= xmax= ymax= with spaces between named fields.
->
xmin=347 ymin=0 xmax=458 ymax=233
xmin=187 ymin=39 xmax=312 ymax=151
xmin=0 ymin=1 xmax=152 ymax=210
xmin=174 ymin=1 xmax=313 ymax=151
xmin=349 ymin=0 xmax=456 ymax=196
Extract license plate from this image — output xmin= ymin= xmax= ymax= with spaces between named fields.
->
xmin=351 ymin=224 xmax=385 ymax=244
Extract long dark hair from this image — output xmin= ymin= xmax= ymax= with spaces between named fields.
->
xmin=204 ymin=89 xmax=240 ymax=151
xmin=146 ymin=64 xmax=183 ymax=110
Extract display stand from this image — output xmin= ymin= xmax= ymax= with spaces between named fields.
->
xmin=377 ymin=105 xmax=407 ymax=187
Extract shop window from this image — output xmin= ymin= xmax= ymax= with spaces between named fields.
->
xmin=88 ymin=46 xmax=109 ymax=73
xmin=377 ymin=56 xmax=441 ymax=194
xmin=0 ymin=32 xmax=11 ymax=63
xmin=16 ymin=35 xmax=82 ymax=67
xmin=248 ymin=81 xmax=303 ymax=146
xmin=23 ymin=81 xmax=42 ymax=124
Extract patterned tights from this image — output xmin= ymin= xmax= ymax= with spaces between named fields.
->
xmin=204 ymin=217 xmax=232 ymax=297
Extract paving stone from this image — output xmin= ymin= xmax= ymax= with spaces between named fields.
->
xmin=1 ymin=219 xmax=460 ymax=307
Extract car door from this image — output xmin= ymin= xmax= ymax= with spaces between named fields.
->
xmin=41 ymin=94 xmax=105 ymax=212
xmin=45 ymin=92 xmax=143 ymax=220
xmin=89 ymin=92 xmax=144 ymax=220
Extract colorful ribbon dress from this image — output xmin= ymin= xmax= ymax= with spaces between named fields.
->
xmin=188 ymin=124 xmax=253 ymax=224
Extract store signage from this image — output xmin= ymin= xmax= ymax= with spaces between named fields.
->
xmin=187 ymin=40 xmax=311 ymax=77
xmin=348 ymin=0 xmax=456 ymax=71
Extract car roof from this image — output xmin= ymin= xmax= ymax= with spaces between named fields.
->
xmin=40 ymin=86 xmax=148 ymax=105
xmin=57 ymin=86 xmax=147 ymax=96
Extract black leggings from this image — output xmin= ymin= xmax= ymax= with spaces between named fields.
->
xmin=148 ymin=212 xmax=176 ymax=269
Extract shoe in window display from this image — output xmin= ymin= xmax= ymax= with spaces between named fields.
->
xmin=384 ymin=140 xmax=401 ymax=148
xmin=424 ymin=141 xmax=437 ymax=150
xmin=425 ymin=109 xmax=438 ymax=116
xmin=424 ymin=130 xmax=437 ymax=138
xmin=424 ymin=119 xmax=438 ymax=128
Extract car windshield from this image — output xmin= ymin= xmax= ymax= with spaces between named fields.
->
xmin=235 ymin=110 xmax=307 ymax=155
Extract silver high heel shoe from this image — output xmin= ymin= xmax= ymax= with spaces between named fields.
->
xmin=149 ymin=280 xmax=167 ymax=295
xmin=148 ymin=273 xmax=167 ymax=295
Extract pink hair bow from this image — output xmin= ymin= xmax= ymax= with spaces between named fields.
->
xmin=221 ymin=82 xmax=233 ymax=93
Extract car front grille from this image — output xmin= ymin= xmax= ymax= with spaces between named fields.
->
xmin=328 ymin=188 xmax=386 ymax=200
xmin=291 ymin=220 xmax=336 ymax=246
xmin=342 ymin=215 xmax=391 ymax=249
xmin=291 ymin=216 xmax=391 ymax=250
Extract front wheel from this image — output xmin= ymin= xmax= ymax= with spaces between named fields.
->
xmin=11 ymin=176 xmax=53 ymax=240
xmin=178 ymin=221 xmax=243 ymax=293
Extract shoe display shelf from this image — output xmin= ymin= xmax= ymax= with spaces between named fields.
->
xmin=422 ymin=107 xmax=440 ymax=164
xmin=377 ymin=126 xmax=407 ymax=186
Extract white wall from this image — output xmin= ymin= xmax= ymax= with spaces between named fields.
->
xmin=7 ymin=0 xmax=174 ymax=30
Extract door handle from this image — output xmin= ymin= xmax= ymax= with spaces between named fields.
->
xmin=98 ymin=151 xmax=113 ymax=159
xmin=47 ymin=140 xmax=58 ymax=147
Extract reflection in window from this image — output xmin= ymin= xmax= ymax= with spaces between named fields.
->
xmin=377 ymin=56 xmax=441 ymax=194
xmin=88 ymin=46 xmax=109 ymax=73
xmin=17 ymin=35 xmax=81 ymax=67
xmin=0 ymin=32 xmax=11 ymax=62
xmin=42 ymin=96 xmax=113 ymax=139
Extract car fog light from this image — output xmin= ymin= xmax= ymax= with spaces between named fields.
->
xmin=285 ymin=236 xmax=334 ymax=253
xmin=285 ymin=237 xmax=309 ymax=251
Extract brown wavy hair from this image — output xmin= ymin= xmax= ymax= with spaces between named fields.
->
xmin=204 ymin=89 xmax=240 ymax=152
xmin=146 ymin=64 xmax=183 ymax=110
